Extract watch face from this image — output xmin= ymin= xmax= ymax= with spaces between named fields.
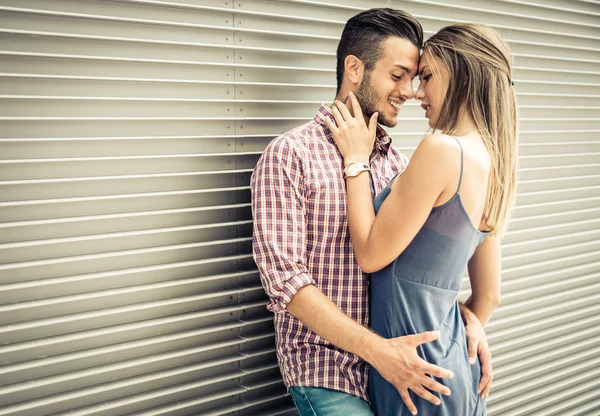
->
xmin=348 ymin=164 xmax=362 ymax=176
xmin=347 ymin=163 xmax=368 ymax=177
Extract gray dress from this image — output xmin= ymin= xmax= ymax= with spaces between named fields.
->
xmin=368 ymin=138 xmax=488 ymax=415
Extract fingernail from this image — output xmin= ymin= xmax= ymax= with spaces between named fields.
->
xmin=445 ymin=389 xmax=451 ymax=396
xmin=469 ymin=357 xmax=476 ymax=364
xmin=411 ymin=411 xmax=417 ymax=416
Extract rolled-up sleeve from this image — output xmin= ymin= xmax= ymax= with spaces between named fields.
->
xmin=251 ymin=137 xmax=315 ymax=313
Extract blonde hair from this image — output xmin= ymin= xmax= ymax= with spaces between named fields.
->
xmin=423 ymin=23 xmax=518 ymax=236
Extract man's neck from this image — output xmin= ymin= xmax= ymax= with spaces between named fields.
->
xmin=333 ymin=92 xmax=371 ymax=127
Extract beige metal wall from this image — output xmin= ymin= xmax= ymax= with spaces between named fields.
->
xmin=0 ymin=0 xmax=598 ymax=415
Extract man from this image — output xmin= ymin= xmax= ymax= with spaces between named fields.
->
xmin=251 ymin=8 xmax=492 ymax=415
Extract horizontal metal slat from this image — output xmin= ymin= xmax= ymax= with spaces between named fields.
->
xmin=492 ymin=279 xmax=600 ymax=322
xmin=493 ymin=352 xmax=600 ymax=401
xmin=491 ymin=0 xmax=600 ymax=16
xmin=502 ymin=238 xmax=600 ymax=267
xmin=0 ymin=220 xmax=252 ymax=265
xmin=545 ymin=392 xmax=600 ymax=416
xmin=2 ymin=72 xmax=600 ymax=94
xmin=240 ymin=0 xmax=600 ymax=41
xmin=0 ymin=316 xmax=273 ymax=388
xmin=493 ymin=335 xmax=600 ymax=380
xmin=0 ymin=97 xmax=598 ymax=121
xmin=0 ymin=235 xmax=253 ymax=282
xmin=5 ymin=0 xmax=600 ymax=45
xmin=0 ymin=350 xmax=281 ymax=416
xmin=515 ymin=185 xmax=600 ymax=205
xmin=508 ymin=207 xmax=600 ymax=232
xmin=0 ymin=203 xmax=252 ymax=244
xmin=0 ymin=257 xmax=259 ymax=344
xmin=0 ymin=286 xmax=265 ymax=345
xmin=0 ymin=189 xmax=254 ymax=223
xmin=3 ymin=24 xmax=600 ymax=73
xmin=0 ymin=321 xmax=275 ymax=405
xmin=503 ymin=228 xmax=600 ymax=256
xmin=489 ymin=361 xmax=600 ymax=414
xmin=500 ymin=267 xmax=600 ymax=301
xmin=488 ymin=304 xmax=600 ymax=351
xmin=498 ymin=253 xmax=600 ymax=284
xmin=0 ymin=300 xmax=269 ymax=366
xmin=492 ymin=374 xmax=600 ymax=416
xmin=488 ymin=292 xmax=598 ymax=333
xmin=511 ymin=196 xmax=600 ymax=219
xmin=0 ymin=272 xmax=262 ymax=322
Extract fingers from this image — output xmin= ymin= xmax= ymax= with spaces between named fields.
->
xmin=368 ymin=112 xmax=379 ymax=137
xmin=413 ymin=385 xmax=441 ymax=407
xmin=334 ymin=99 xmax=354 ymax=123
xmin=348 ymin=91 xmax=363 ymax=119
xmin=420 ymin=376 xmax=451 ymax=396
xmin=478 ymin=348 xmax=493 ymax=398
xmin=481 ymin=376 xmax=493 ymax=399
xmin=399 ymin=389 xmax=417 ymax=416
xmin=424 ymin=362 xmax=454 ymax=379
xmin=407 ymin=330 xmax=440 ymax=347
xmin=467 ymin=334 xmax=478 ymax=365
xmin=323 ymin=114 xmax=338 ymax=134
xmin=330 ymin=103 xmax=346 ymax=128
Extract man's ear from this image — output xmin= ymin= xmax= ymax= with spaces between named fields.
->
xmin=344 ymin=55 xmax=364 ymax=85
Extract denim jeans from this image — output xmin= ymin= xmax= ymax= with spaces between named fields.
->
xmin=289 ymin=386 xmax=374 ymax=416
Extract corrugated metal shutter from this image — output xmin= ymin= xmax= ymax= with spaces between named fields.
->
xmin=0 ymin=0 xmax=598 ymax=415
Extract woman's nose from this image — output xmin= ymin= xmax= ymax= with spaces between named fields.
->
xmin=415 ymin=83 xmax=425 ymax=101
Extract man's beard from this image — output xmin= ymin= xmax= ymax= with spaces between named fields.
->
xmin=355 ymin=71 xmax=398 ymax=128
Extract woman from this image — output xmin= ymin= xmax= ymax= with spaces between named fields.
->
xmin=325 ymin=23 xmax=517 ymax=415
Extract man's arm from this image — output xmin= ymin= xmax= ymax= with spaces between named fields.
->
xmin=251 ymin=138 xmax=315 ymax=313
xmin=251 ymin=138 xmax=452 ymax=415
xmin=287 ymin=285 xmax=452 ymax=415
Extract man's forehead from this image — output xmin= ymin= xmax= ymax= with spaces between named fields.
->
xmin=392 ymin=63 xmax=416 ymax=74
xmin=377 ymin=38 xmax=419 ymax=74
xmin=383 ymin=59 xmax=418 ymax=77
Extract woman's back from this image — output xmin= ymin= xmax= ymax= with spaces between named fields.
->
xmin=368 ymin=136 xmax=489 ymax=416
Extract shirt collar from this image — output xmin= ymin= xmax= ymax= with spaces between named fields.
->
xmin=314 ymin=104 xmax=392 ymax=156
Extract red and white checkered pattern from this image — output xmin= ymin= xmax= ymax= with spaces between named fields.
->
xmin=251 ymin=104 xmax=409 ymax=401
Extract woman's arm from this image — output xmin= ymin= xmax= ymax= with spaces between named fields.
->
xmin=346 ymin=135 xmax=453 ymax=272
xmin=325 ymin=93 xmax=455 ymax=272
xmin=461 ymin=236 xmax=501 ymax=399
xmin=465 ymin=236 xmax=502 ymax=326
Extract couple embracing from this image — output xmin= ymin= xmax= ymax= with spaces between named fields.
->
xmin=251 ymin=8 xmax=516 ymax=416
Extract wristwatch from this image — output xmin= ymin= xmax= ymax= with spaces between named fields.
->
xmin=343 ymin=162 xmax=370 ymax=179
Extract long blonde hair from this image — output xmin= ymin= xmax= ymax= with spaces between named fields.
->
xmin=423 ymin=23 xmax=518 ymax=236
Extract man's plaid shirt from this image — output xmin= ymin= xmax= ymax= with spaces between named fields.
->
xmin=251 ymin=104 xmax=409 ymax=401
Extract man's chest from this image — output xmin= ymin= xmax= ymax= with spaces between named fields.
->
xmin=303 ymin=152 xmax=403 ymax=233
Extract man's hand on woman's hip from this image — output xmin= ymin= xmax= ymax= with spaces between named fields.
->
xmin=363 ymin=331 xmax=453 ymax=416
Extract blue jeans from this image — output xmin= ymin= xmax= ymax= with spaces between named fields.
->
xmin=289 ymin=386 xmax=374 ymax=416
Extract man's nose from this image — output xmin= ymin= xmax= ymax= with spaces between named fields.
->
xmin=402 ymin=80 xmax=416 ymax=100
